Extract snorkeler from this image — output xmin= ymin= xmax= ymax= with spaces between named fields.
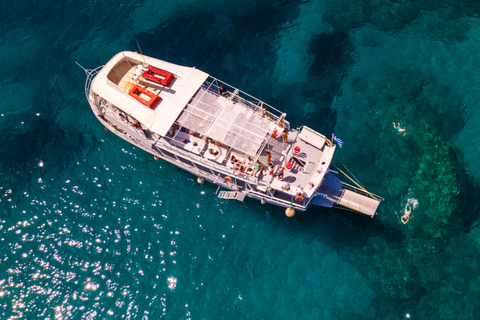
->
xmin=392 ymin=122 xmax=406 ymax=136
xmin=401 ymin=203 xmax=411 ymax=224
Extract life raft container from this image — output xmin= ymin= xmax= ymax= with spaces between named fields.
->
xmin=143 ymin=66 xmax=174 ymax=87
xmin=128 ymin=85 xmax=161 ymax=109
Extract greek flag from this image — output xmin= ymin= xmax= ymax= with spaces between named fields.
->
xmin=333 ymin=135 xmax=344 ymax=148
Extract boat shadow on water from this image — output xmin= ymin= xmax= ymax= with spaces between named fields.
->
xmin=240 ymin=195 xmax=405 ymax=251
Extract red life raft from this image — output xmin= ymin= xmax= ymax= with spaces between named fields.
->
xmin=142 ymin=66 xmax=174 ymax=87
xmin=128 ymin=85 xmax=161 ymax=109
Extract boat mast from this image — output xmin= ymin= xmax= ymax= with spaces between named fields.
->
xmin=136 ymin=41 xmax=147 ymax=66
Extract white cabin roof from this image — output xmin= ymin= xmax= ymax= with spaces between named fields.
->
xmin=90 ymin=51 xmax=209 ymax=136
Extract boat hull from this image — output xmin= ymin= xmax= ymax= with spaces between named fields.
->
xmin=90 ymin=112 xmax=308 ymax=212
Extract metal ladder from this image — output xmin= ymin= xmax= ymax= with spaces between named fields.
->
xmin=217 ymin=191 xmax=246 ymax=201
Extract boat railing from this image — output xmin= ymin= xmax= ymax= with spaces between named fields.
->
xmin=194 ymin=153 xmax=259 ymax=185
xmin=316 ymin=191 xmax=377 ymax=217
xmin=104 ymin=105 xmax=121 ymax=120
xmin=342 ymin=182 xmax=384 ymax=201
xmin=245 ymin=189 xmax=305 ymax=210
xmin=157 ymin=138 xmax=260 ymax=185
xmin=203 ymin=77 xmax=284 ymax=120
xmin=333 ymin=194 xmax=367 ymax=215
xmin=102 ymin=115 xmax=151 ymax=150
xmin=83 ymin=65 xmax=104 ymax=100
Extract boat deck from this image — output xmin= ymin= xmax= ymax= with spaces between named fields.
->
xmin=118 ymin=65 xmax=177 ymax=100
xmin=98 ymin=59 xmax=335 ymax=202
xmin=86 ymin=51 xmax=381 ymax=216
xmin=257 ymin=133 xmax=322 ymax=191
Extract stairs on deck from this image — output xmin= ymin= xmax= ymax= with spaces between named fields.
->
xmin=217 ymin=191 xmax=246 ymax=201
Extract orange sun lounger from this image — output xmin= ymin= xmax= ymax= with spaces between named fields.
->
xmin=142 ymin=66 xmax=174 ymax=87
xmin=128 ymin=85 xmax=161 ymax=109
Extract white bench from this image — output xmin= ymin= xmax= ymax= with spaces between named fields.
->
xmin=204 ymin=143 xmax=228 ymax=163
xmin=170 ymin=131 xmax=205 ymax=155
xmin=304 ymin=145 xmax=335 ymax=198
xmin=225 ymin=151 xmax=256 ymax=176
xmin=298 ymin=126 xmax=326 ymax=149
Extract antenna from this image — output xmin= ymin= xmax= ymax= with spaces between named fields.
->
xmin=75 ymin=61 xmax=89 ymax=75
xmin=123 ymin=53 xmax=133 ymax=69
xmin=136 ymin=41 xmax=147 ymax=65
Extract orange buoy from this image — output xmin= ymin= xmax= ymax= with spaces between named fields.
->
xmin=285 ymin=207 xmax=295 ymax=217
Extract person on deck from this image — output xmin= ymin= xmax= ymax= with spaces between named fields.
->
xmin=218 ymin=85 xmax=227 ymax=97
xmin=268 ymin=163 xmax=274 ymax=175
xmin=243 ymin=157 xmax=253 ymax=173
xmin=297 ymin=185 xmax=304 ymax=195
xmin=233 ymin=162 xmax=245 ymax=173
xmin=252 ymin=160 xmax=262 ymax=177
xmin=282 ymin=130 xmax=289 ymax=143
xmin=120 ymin=113 xmax=130 ymax=123
xmin=132 ymin=121 xmax=142 ymax=129
xmin=276 ymin=165 xmax=285 ymax=180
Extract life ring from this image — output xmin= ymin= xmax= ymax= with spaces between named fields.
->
xmin=326 ymin=139 xmax=333 ymax=147
xmin=224 ymin=176 xmax=233 ymax=183
xmin=295 ymin=195 xmax=306 ymax=202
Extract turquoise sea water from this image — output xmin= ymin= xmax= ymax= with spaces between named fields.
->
xmin=2 ymin=0 xmax=480 ymax=318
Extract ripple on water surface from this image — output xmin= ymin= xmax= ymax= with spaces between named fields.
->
xmin=2 ymin=0 xmax=480 ymax=318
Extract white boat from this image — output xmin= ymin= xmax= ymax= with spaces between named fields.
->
xmin=82 ymin=51 xmax=382 ymax=217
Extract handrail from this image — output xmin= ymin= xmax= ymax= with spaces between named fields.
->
xmin=342 ymin=182 xmax=384 ymax=201
xmin=316 ymin=192 xmax=374 ymax=216
xmin=205 ymin=76 xmax=284 ymax=118
xmin=246 ymin=189 xmax=305 ymax=210
xmin=156 ymin=138 xmax=271 ymax=188
xmin=83 ymin=65 xmax=104 ymax=100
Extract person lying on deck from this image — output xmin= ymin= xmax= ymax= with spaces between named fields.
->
xmin=243 ymin=157 xmax=253 ymax=173
xmin=233 ymin=163 xmax=245 ymax=173
xmin=209 ymin=149 xmax=219 ymax=156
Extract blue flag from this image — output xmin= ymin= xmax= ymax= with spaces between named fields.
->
xmin=333 ymin=135 xmax=344 ymax=148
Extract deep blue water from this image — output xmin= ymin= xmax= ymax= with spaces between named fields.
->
xmin=1 ymin=0 xmax=480 ymax=319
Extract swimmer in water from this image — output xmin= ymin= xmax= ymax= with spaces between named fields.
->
xmin=392 ymin=122 xmax=406 ymax=136
xmin=401 ymin=203 xmax=412 ymax=224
